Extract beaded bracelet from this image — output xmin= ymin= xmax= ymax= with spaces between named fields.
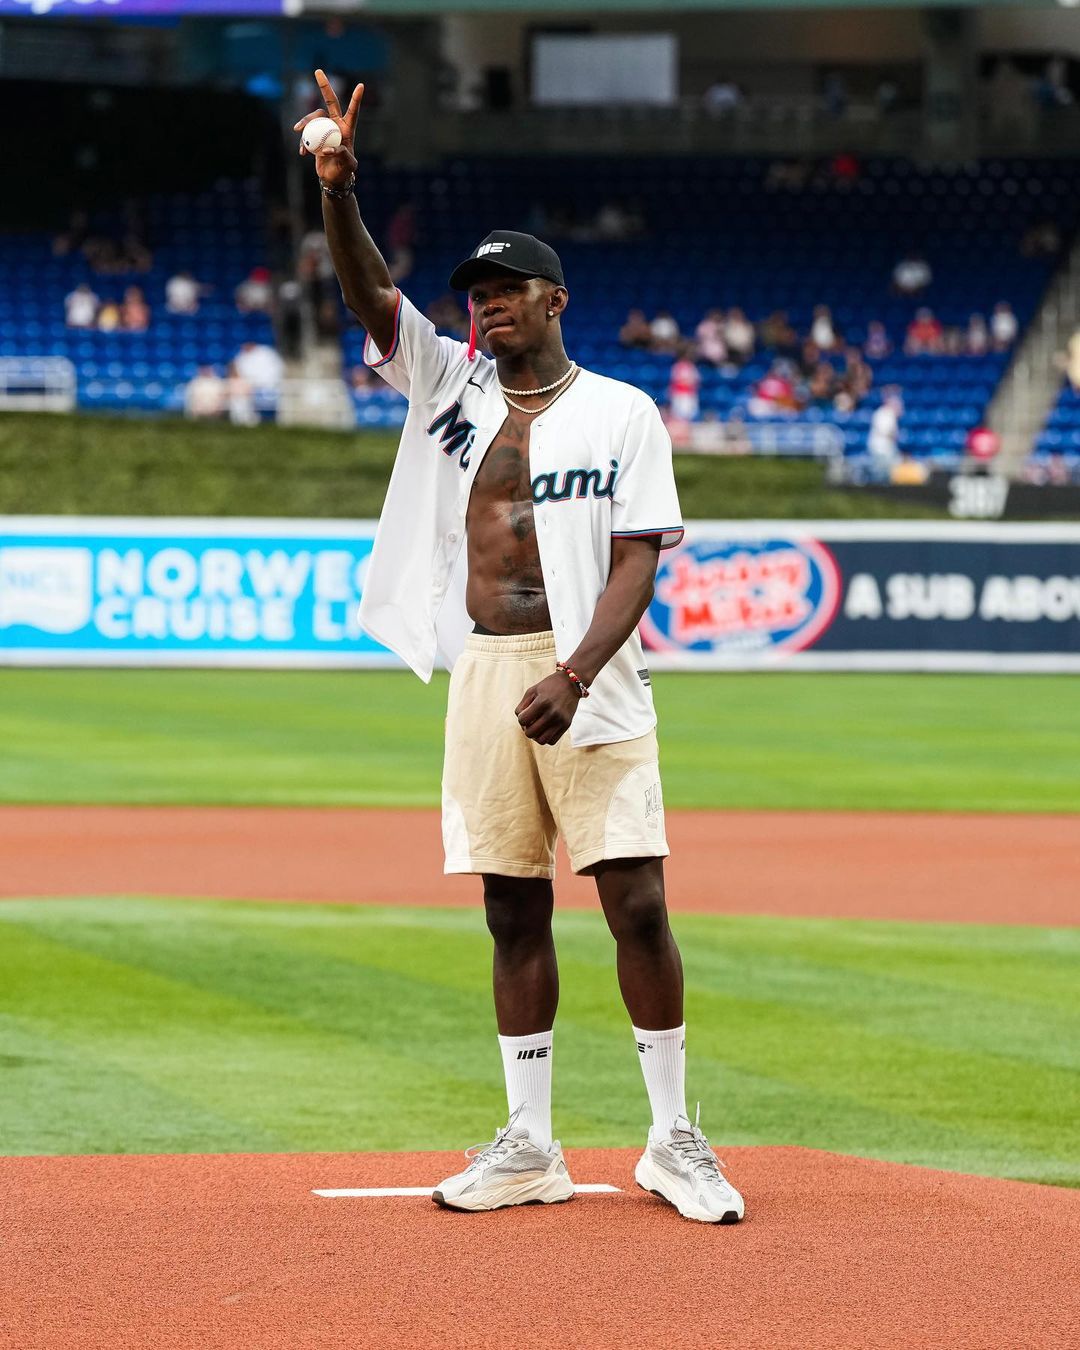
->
xmin=555 ymin=662 xmax=590 ymax=699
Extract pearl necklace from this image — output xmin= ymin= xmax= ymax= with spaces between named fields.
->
xmin=499 ymin=363 xmax=577 ymax=397
xmin=502 ymin=369 xmax=580 ymax=415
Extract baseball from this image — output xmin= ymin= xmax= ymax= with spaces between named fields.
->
xmin=302 ymin=117 xmax=342 ymax=153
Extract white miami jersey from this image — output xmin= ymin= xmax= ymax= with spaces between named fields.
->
xmin=358 ymin=290 xmax=684 ymax=748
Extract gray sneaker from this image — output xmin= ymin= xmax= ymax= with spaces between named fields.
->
xmin=634 ymin=1105 xmax=745 ymax=1224
xmin=432 ymin=1106 xmax=575 ymax=1212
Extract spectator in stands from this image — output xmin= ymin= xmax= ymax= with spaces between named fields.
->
xmin=594 ymin=200 xmax=639 ymax=241
xmin=235 ymin=267 xmax=274 ymax=314
xmin=668 ymin=345 xmax=701 ymax=423
xmin=875 ymin=80 xmax=899 ymax=117
xmin=277 ymin=277 xmax=306 ymax=355
xmin=1020 ymin=221 xmax=1062 ymax=259
xmin=724 ymin=412 xmax=753 ymax=455
xmin=724 ymin=307 xmax=756 ymax=364
xmin=966 ymin=314 xmax=990 ymax=356
xmin=828 ymin=153 xmax=860 ymax=185
xmin=185 ymin=366 xmax=226 ymax=420
xmin=765 ymin=160 xmax=810 ymax=193
xmin=1061 ymin=327 xmax=1080 ymax=393
xmin=823 ymin=72 xmax=849 ymax=120
xmin=53 ymin=209 xmax=88 ymax=259
xmin=891 ymin=453 xmax=928 ymax=486
xmin=836 ymin=348 xmax=873 ymax=412
xmin=64 ymin=282 xmax=99 ymax=329
xmin=1035 ymin=57 xmax=1073 ymax=110
xmin=96 ymin=300 xmax=122 ymax=333
xmin=991 ymin=301 xmax=1018 ymax=350
xmin=619 ymin=308 xmax=653 ymax=350
xmin=165 ymin=271 xmax=208 ymax=316
xmin=120 ymin=233 xmax=153 ymax=274
xmin=810 ymin=304 xmax=841 ymax=352
xmin=892 ymin=253 xmax=932 ymax=296
xmin=941 ymin=324 xmax=966 ymax=356
xmin=868 ymin=390 xmax=903 ymax=481
xmin=234 ymin=341 xmax=284 ymax=391
xmin=387 ymin=204 xmax=416 ymax=284
xmin=226 ymin=362 xmax=258 ymax=427
xmin=798 ymin=339 xmax=822 ymax=378
xmin=121 ymin=286 xmax=150 ymax=333
xmin=965 ymin=425 xmax=1001 ymax=467
xmin=649 ymin=310 xmax=681 ymax=354
xmin=426 ymin=292 xmax=470 ymax=338
xmin=749 ymin=362 xmax=799 ymax=417
xmin=84 ymin=230 xmax=152 ymax=276
xmin=350 ymin=365 xmax=379 ymax=398
xmin=694 ymin=310 xmax=728 ymax=367
xmin=863 ymin=321 xmax=892 ymax=360
xmin=905 ymin=308 xmax=944 ymax=355
xmin=703 ymin=80 xmax=742 ymax=117
xmin=758 ymin=309 xmax=799 ymax=355
xmin=805 ymin=362 xmax=837 ymax=411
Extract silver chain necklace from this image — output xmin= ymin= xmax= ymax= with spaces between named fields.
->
xmin=502 ymin=369 xmax=580 ymax=416
xmin=499 ymin=362 xmax=577 ymax=397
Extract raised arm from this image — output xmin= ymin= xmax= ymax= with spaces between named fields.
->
xmin=294 ymin=70 xmax=397 ymax=355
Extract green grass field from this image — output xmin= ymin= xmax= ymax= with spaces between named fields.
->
xmin=0 ymin=669 xmax=1077 ymax=812
xmin=3 ymin=668 xmax=1076 ymax=1177
xmin=1 ymin=899 xmax=1076 ymax=1185
xmin=0 ymin=412 xmax=948 ymax=520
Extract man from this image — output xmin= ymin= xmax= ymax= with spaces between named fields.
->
xmin=64 ymin=282 xmax=98 ymax=329
xmin=297 ymin=71 xmax=744 ymax=1225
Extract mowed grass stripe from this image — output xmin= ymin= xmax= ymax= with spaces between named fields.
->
xmin=0 ymin=908 xmax=499 ymax=1156
xmin=1 ymin=670 xmax=1078 ymax=811
xmin=0 ymin=899 xmax=1077 ymax=1184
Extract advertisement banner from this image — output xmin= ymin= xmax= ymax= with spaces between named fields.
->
xmin=0 ymin=1 xmax=291 ymax=17
xmin=0 ymin=518 xmax=391 ymax=667
xmin=2 ymin=517 xmax=1080 ymax=671
xmin=643 ymin=522 xmax=1080 ymax=671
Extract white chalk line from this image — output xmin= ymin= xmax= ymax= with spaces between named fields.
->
xmin=314 ymin=1184 xmax=620 ymax=1198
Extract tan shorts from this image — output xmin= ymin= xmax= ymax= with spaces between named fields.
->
xmin=442 ymin=631 xmax=669 ymax=879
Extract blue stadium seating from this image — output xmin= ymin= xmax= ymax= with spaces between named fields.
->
xmin=5 ymin=158 xmax=1079 ymax=460
xmin=1028 ymin=384 xmax=1080 ymax=482
xmin=341 ymin=155 xmax=1078 ymax=455
xmin=0 ymin=179 xmax=275 ymax=416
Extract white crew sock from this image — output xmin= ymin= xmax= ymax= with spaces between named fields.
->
xmin=497 ymin=1030 xmax=554 ymax=1150
xmin=633 ymin=1023 xmax=687 ymax=1137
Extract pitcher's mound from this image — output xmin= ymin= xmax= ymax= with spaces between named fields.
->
xmin=3 ymin=1146 xmax=1078 ymax=1348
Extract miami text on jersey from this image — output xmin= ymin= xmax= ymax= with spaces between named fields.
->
xmin=427 ymin=402 xmax=476 ymax=469
xmin=532 ymin=459 xmax=619 ymax=504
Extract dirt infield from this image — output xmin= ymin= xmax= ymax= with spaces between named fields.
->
xmin=3 ymin=1146 xmax=1078 ymax=1349
xmin=1 ymin=805 xmax=1076 ymax=924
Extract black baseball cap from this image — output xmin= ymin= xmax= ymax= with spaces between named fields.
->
xmin=448 ymin=230 xmax=565 ymax=291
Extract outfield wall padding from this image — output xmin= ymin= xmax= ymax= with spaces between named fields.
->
xmin=1 ymin=516 xmax=1078 ymax=671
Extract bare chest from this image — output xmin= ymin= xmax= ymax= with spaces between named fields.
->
xmin=467 ymin=411 xmax=536 ymax=539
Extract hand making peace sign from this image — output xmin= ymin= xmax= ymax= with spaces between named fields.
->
xmin=293 ymin=69 xmax=363 ymax=189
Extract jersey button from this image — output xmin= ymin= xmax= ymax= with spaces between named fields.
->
xmin=448 ymin=532 xmax=458 ymax=543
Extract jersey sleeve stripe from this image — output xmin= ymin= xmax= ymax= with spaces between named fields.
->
xmin=363 ymin=289 xmax=403 ymax=369
xmin=612 ymin=527 xmax=685 ymax=549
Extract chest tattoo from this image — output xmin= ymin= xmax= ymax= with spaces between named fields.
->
xmin=475 ymin=416 xmax=534 ymax=517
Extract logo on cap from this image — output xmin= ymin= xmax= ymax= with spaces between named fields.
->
xmin=476 ymin=242 xmax=511 ymax=257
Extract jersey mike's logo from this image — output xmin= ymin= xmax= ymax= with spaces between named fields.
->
xmin=640 ymin=535 xmax=841 ymax=655
xmin=427 ymin=401 xmax=476 ymax=470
